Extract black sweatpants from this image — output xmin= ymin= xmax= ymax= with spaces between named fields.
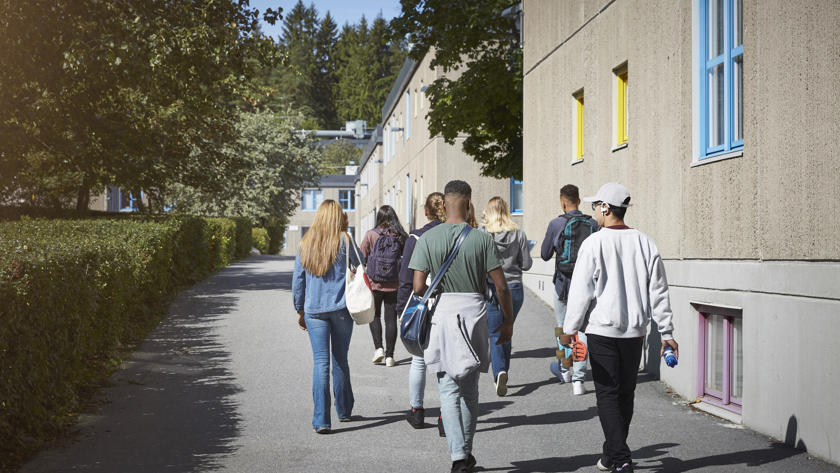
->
xmin=587 ymin=333 xmax=645 ymax=467
xmin=369 ymin=290 xmax=398 ymax=357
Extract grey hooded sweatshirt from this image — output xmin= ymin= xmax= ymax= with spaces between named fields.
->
xmin=481 ymin=228 xmax=533 ymax=285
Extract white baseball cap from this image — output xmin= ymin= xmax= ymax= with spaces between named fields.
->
xmin=582 ymin=182 xmax=633 ymax=207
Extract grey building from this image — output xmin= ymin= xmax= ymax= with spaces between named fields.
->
xmin=280 ymin=173 xmax=358 ymax=256
xmin=520 ymin=0 xmax=840 ymax=465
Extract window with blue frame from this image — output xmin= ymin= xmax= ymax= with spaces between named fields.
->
xmin=510 ymin=179 xmax=523 ymax=214
xmin=699 ymin=0 xmax=743 ymax=159
xmin=301 ymin=189 xmax=323 ymax=211
xmin=339 ymin=189 xmax=355 ymax=211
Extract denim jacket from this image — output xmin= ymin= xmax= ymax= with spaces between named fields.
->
xmin=293 ymin=235 xmax=364 ymax=314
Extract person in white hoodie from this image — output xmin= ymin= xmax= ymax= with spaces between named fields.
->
xmin=563 ymin=183 xmax=679 ymax=473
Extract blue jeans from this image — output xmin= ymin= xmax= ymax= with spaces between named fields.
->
xmin=554 ymin=292 xmax=587 ymax=382
xmin=409 ymin=355 xmax=427 ymax=409
xmin=306 ymin=309 xmax=355 ymax=430
xmin=486 ymin=284 xmax=525 ymax=381
xmin=437 ymin=370 xmax=480 ymax=461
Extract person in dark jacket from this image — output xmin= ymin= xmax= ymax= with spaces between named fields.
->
xmin=399 ymin=192 xmax=446 ymax=432
xmin=541 ymin=184 xmax=600 ymax=396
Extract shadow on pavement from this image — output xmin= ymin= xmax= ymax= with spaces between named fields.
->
xmin=21 ymin=272 xmax=245 ymax=473
xmin=511 ymin=347 xmax=557 ymax=359
xmin=507 ymin=377 xmax=557 ymax=397
xmin=475 ymin=406 xmax=598 ymax=433
xmin=334 ymin=413 xmax=406 ymax=434
xmin=475 ymin=443 xmax=678 ymax=472
xmin=641 ymin=441 xmax=804 ymax=472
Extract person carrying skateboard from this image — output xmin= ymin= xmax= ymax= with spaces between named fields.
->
xmin=540 ymin=184 xmax=599 ymax=395
xmin=563 ymin=183 xmax=678 ymax=473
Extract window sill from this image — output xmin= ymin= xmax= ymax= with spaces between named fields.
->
xmin=570 ymin=158 xmax=584 ymax=166
xmin=694 ymin=399 xmax=742 ymax=424
xmin=691 ymin=149 xmax=743 ymax=168
xmin=611 ymin=142 xmax=628 ymax=152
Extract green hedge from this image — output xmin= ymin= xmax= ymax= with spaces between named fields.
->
xmin=0 ymin=213 xmax=251 ymax=463
xmin=252 ymin=227 xmax=269 ymax=254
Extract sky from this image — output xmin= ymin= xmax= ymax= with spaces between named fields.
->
xmin=249 ymin=0 xmax=403 ymax=41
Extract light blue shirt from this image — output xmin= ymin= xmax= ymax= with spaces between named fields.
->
xmin=293 ymin=236 xmax=364 ymax=314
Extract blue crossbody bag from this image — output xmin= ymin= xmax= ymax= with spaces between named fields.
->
xmin=399 ymin=225 xmax=472 ymax=356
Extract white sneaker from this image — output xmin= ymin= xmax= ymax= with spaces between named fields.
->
xmin=573 ymin=381 xmax=586 ymax=395
xmin=549 ymin=362 xmax=572 ymax=383
xmin=495 ymin=371 xmax=508 ymax=397
xmin=385 ymin=357 xmax=395 ymax=367
xmin=597 ymin=457 xmax=613 ymax=471
xmin=372 ymin=348 xmax=385 ymax=363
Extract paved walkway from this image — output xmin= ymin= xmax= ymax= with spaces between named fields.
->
xmin=19 ymin=256 xmax=840 ymax=472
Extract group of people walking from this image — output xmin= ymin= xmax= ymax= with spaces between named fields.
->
xmin=291 ymin=180 xmax=678 ymax=473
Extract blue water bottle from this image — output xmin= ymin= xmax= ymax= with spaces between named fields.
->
xmin=663 ymin=347 xmax=678 ymax=368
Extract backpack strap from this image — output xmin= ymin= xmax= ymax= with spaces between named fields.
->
xmin=420 ymin=225 xmax=472 ymax=304
xmin=410 ymin=234 xmax=420 ymax=241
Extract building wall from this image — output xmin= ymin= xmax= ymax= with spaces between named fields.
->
xmin=280 ymin=185 xmax=356 ymax=256
xmin=522 ymin=0 xmax=840 ymax=464
xmin=358 ymin=53 xmax=520 ymax=239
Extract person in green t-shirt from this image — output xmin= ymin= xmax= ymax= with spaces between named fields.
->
xmin=408 ymin=180 xmax=514 ymax=473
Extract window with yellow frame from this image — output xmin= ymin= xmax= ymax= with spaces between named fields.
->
xmin=616 ymin=68 xmax=628 ymax=145
xmin=574 ymin=92 xmax=584 ymax=160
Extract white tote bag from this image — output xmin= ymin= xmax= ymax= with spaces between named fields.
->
xmin=344 ymin=232 xmax=375 ymax=325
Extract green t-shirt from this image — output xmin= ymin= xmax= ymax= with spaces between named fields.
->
xmin=408 ymin=222 xmax=504 ymax=294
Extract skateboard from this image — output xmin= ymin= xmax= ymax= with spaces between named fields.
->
xmin=554 ymin=327 xmax=587 ymax=368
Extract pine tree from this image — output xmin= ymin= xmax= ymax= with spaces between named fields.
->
xmin=279 ymin=1 xmax=320 ymax=123
xmin=313 ymin=12 xmax=339 ymax=129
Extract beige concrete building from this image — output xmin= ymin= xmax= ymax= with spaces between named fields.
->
xmin=521 ymin=0 xmax=840 ymax=464
xmin=280 ymin=173 xmax=358 ymax=256
xmin=355 ymin=55 xmax=522 ymax=238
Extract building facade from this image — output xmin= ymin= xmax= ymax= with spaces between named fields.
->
xmin=280 ymin=173 xmax=358 ymax=256
xmin=521 ymin=0 xmax=840 ymax=464
xmin=355 ymin=54 xmax=522 ymax=238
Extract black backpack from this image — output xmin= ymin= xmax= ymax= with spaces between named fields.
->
xmin=366 ymin=229 xmax=402 ymax=282
xmin=554 ymin=213 xmax=596 ymax=281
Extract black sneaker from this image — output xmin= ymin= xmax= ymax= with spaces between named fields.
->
xmin=438 ymin=415 xmax=446 ymax=437
xmin=450 ymin=458 xmax=470 ymax=472
xmin=465 ymin=454 xmax=477 ymax=472
xmin=406 ymin=407 xmax=425 ymax=429
xmin=613 ymin=462 xmax=633 ymax=472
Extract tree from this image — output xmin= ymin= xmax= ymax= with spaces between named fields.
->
xmin=0 ymin=0 xmax=283 ymax=210
xmin=278 ymin=1 xmax=321 ymax=125
xmin=334 ymin=13 xmax=407 ymax=125
xmin=165 ymin=110 xmax=321 ymax=225
xmin=390 ymin=1 xmax=523 ymax=180
xmin=318 ymin=140 xmax=362 ymax=175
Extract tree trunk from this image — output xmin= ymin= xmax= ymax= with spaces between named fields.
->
xmin=76 ymin=176 xmax=91 ymax=212
xmin=133 ymin=188 xmax=146 ymax=214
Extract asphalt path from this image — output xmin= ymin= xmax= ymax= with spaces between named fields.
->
xmin=19 ymin=255 xmax=840 ymax=472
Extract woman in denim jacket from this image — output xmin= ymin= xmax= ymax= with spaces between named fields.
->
xmin=292 ymin=200 xmax=364 ymax=434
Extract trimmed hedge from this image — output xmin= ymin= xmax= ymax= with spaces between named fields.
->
xmin=252 ymin=227 xmax=269 ymax=254
xmin=0 ymin=214 xmax=251 ymax=463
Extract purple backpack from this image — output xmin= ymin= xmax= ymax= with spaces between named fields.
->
xmin=366 ymin=229 xmax=402 ymax=282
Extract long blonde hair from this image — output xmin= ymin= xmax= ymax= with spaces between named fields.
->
xmin=483 ymin=196 xmax=519 ymax=233
xmin=299 ymin=199 xmax=348 ymax=276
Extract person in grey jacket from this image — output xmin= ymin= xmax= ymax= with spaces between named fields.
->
xmin=481 ymin=196 xmax=533 ymax=397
